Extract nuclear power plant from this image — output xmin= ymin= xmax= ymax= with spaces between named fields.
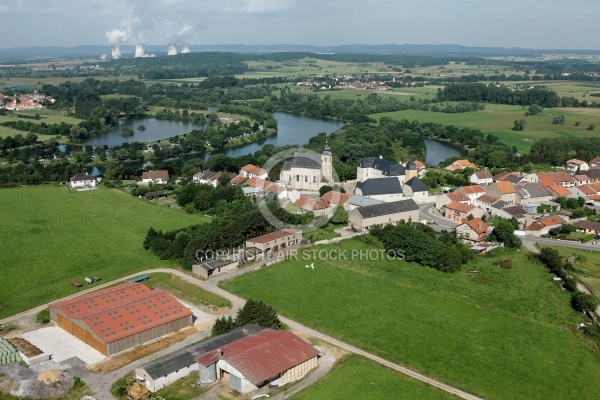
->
xmin=167 ymin=44 xmax=177 ymax=56
xmin=181 ymin=43 xmax=190 ymax=54
xmin=135 ymin=44 xmax=145 ymax=58
xmin=111 ymin=44 xmax=122 ymax=59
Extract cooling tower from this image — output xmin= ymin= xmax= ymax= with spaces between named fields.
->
xmin=111 ymin=44 xmax=122 ymax=59
xmin=135 ymin=44 xmax=145 ymax=58
xmin=181 ymin=43 xmax=190 ymax=54
xmin=167 ymin=44 xmax=177 ymax=56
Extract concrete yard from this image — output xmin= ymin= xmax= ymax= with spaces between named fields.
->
xmin=22 ymin=326 xmax=105 ymax=364
xmin=178 ymin=299 xmax=214 ymax=326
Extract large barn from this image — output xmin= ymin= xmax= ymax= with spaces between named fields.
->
xmin=135 ymin=324 xmax=264 ymax=392
xmin=48 ymin=283 xmax=192 ymax=356
xmin=197 ymin=329 xmax=320 ymax=394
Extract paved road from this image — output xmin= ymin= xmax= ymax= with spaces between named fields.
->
xmin=521 ymin=236 xmax=600 ymax=253
xmin=419 ymin=203 xmax=460 ymax=229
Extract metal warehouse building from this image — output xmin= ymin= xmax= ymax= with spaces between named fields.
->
xmin=135 ymin=324 xmax=264 ymax=392
xmin=48 ymin=282 xmax=192 ymax=356
xmin=197 ymin=329 xmax=320 ymax=394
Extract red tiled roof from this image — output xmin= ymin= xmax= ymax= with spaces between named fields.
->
xmin=295 ymin=197 xmax=312 ymax=208
xmin=230 ymin=175 xmax=247 ymax=185
xmin=537 ymin=171 xmax=575 ymax=184
xmin=466 ymin=218 xmax=487 ymax=234
xmin=575 ymin=175 xmax=590 ymax=182
xmin=577 ymin=185 xmax=596 ymax=195
xmin=197 ymin=329 xmax=319 ymax=385
xmin=474 ymin=171 xmax=493 ymax=179
xmin=575 ymin=220 xmax=600 ymax=231
xmin=588 ymin=183 xmax=600 ymax=192
xmin=457 ymin=185 xmax=485 ymax=194
xmin=587 ymin=195 xmax=600 ymax=201
xmin=49 ymin=283 xmax=191 ymax=344
xmin=247 ymin=229 xmax=299 ymax=244
xmin=241 ymin=164 xmax=267 ymax=177
xmin=591 ymin=156 xmax=600 ymax=164
xmin=413 ymin=160 xmax=426 ymax=169
xmin=548 ymin=185 xmax=571 ymax=197
xmin=446 ymin=201 xmax=475 ymax=213
xmin=477 ymin=194 xmax=500 ymax=204
xmin=320 ymin=191 xmax=351 ymax=205
xmin=494 ymin=181 xmax=516 ymax=194
xmin=541 ymin=215 xmax=566 ymax=226
xmin=142 ymin=170 xmax=169 ymax=179
xmin=446 ymin=192 xmax=470 ymax=202
xmin=493 ymin=171 xmax=511 ymax=181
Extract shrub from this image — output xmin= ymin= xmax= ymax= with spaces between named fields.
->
xmin=571 ymin=292 xmax=598 ymax=313
xmin=36 ymin=308 xmax=50 ymax=325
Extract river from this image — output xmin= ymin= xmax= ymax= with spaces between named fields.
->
xmin=80 ymin=113 xmax=459 ymax=175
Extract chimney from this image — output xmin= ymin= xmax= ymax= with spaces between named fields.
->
xmin=181 ymin=43 xmax=191 ymax=54
xmin=167 ymin=44 xmax=177 ymax=56
xmin=135 ymin=44 xmax=145 ymax=58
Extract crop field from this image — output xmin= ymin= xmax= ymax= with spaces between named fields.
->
xmin=291 ymin=354 xmax=455 ymax=400
xmin=505 ymin=80 xmax=600 ymax=102
xmin=373 ymin=103 xmax=600 ymax=154
xmin=241 ymin=58 xmax=393 ymax=79
xmin=0 ymin=110 xmax=83 ymax=139
xmin=0 ymin=186 xmax=209 ymax=319
xmin=222 ymin=238 xmax=600 ymax=400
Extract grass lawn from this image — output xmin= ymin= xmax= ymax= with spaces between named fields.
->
xmin=221 ymin=238 xmax=600 ymax=400
xmin=291 ymin=354 xmax=455 ymax=400
xmin=0 ymin=186 xmax=209 ymax=319
xmin=373 ymin=103 xmax=600 ymax=154
xmin=306 ymin=223 xmax=342 ymax=242
xmin=145 ymin=272 xmax=231 ymax=308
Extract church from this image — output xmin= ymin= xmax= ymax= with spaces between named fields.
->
xmin=280 ymin=142 xmax=334 ymax=191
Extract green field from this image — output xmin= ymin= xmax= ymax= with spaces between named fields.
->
xmin=222 ymin=239 xmax=600 ymax=399
xmin=0 ymin=110 xmax=83 ymax=139
xmin=539 ymin=244 xmax=600 ymax=298
xmin=0 ymin=186 xmax=209 ymax=318
xmin=290 ymin=354 xmax=455 ymax=400
xmin=373 ymin=103 xmax=600 ymax=153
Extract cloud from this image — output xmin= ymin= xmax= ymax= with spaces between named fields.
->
xmin=239 ymin=0 xmax=296 ymax=14
xmin=0 ymin=4 xmax=9 ymax=14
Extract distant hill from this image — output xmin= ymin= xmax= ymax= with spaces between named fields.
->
xmin=1 ymin=43 xmax=600 ymax=61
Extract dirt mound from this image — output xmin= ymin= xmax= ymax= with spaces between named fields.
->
xmin=10 ymin=370 xmax=74 ymax=399
xmin=126 ymin=382 xmax=151 ymax=400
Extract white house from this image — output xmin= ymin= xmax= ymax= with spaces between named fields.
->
xmin=565 ymin=159 xmax=589 ymax=172
xmin=470 ymin=171 xmax=493 ymax=185
xmin=142 ymin=170 xmax=169 ymax=184
xmin=240 ymin=164 xmax=268 ymax=179
xmin=69 ymin=173 xmax=97 ymax=188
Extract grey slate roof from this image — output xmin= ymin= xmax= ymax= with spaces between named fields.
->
xmin=405 ymin=161 xmax=417 ymax=170
xmin=70 ymin=173 xmax=96 ymax=182
xmin=141 ymin=324 xmax=264 ymax=379
xmin=358 ymin=157 xmax=405 ymax=177
xmin=404 ymin=177 xmax=428 ymax=193
xmin=355 ymin=199 xmax=419 ymax=219
xmin=585 ymin=167 xmax=600 ymax=180
xmin=503 ymin=205 xmax=527 ymax=218
xmin=515 ymin=182 xmax=550 ymax=199
xmin=348 ymin=195 xmax=385 ymax=208
xmin=358 ymin=178 xmax=402 ymax=196
xmin=281 ymin=152 xmax=322 ymax=170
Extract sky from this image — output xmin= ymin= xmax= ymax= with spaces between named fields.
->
xmin=1 ymin=0 xmax=599 ymax=50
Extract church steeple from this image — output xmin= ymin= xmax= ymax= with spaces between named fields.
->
xmin=323 ymin=139 xmax=332 ymax=155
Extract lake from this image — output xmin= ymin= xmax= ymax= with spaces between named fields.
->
xmin=80 ymin=119 xmax=198 ymax=146
xmin=423 ymin=138 xmax=462 ymax=166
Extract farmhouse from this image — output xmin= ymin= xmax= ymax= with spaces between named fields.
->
xmin=445 ymin=159 xmax=477 ymax=171
xmin=454 ymin=185 xmax=485 ymax=202
xmin=280 ymin=143 xmax=333 ymax=191
xmin=435 ymin=191 xmax=470 ymax=209
xmin=142 ymin=170 xmax=169 ymax=184
xmin=456 ymin=218 xmax=488 ymax=245
xmin=575 ymin=220 xmax=600 ymax=235
xmin=245 ymin=229 xmax=302 ymax=255
xmin=196 ymin=329 xmax=319 ymax=394
xmin=192 ymin=258 xmax=239 ymax=280
xmin=470 ymin=171 xmax=493 ymax=185
xmin=348 ymin=198 xmax=419 ymax=232
xmin=240 ymin=164 xmax=268 ymax=179
xmin=565 ymin=159 xmax=589 ymax=172
xmin=526 ymin=215 xmax=567 ymax=236
xmin=48 ymin=283 xmax=192 ymax=356
xmin=69 ymin=173 xmax=97 ymax=188
xmin=136 ymin=324 xmax=264 ymax=392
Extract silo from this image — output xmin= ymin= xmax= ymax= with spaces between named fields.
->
xmin=198 ymin=362 xmax=217 ymax=385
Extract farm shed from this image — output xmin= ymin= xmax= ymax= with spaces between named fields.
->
xmin=197 ymin=329 xmax=319 ymax=394
xmin=135 ymin=324 xmax=264 ymax=392
xmin=348 ymin=198 xmax=420 ymax=232
xmin=192 ymin=258 xmax=238 ymax=280
xmin=245 ymin=229 xmax=302 ymax=255
xmin=48 ymin=282 xmax=192 ymax=356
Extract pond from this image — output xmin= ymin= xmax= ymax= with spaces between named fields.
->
xmin=423 ymin=138 xmax=462 ymax=166
xmin=80 ymin=119 xmax=198 ymax=146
